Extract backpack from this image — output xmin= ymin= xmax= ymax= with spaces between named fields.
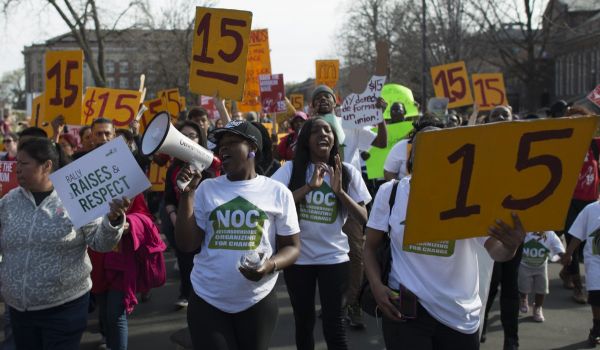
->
xmin=359 ymin=179 xmax=399 ymax=317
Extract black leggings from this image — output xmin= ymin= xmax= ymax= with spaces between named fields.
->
xmin=187 ymin=289 xmax=278 ymax=350
xmin=382 ymin=302 xmax=479 ymax=350
xmin=284 ymin=262 xmax=350 ymax=350
xmin=483 ymin=245 xmax=522 ymax=341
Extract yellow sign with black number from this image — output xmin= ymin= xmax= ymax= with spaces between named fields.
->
xmin=140 ymin=97 xmax=168 ymax=135
xmin=430 ymin=61 xmax=473 ymax=109
xmin=290 ymin=94 xmax=304 ymax=111
xmin=30 ymin=93 xmax=53 ymax=136
xmin=188 ymin=7 xmax=253 ymax=100
xmin=316 ymin=60 xmax=339 ymax=89
xmin=158 ymin=89 xmax=182 ymax=118
xmin=404 ymin=116 xmax=600 ymax=245
xmin=82 ymin=87 xmax=141 ymax=127
xmin=44 ymin=50 xmax=84 ymax=125
xmin=472 ymin=73 xmax=507 ymax=111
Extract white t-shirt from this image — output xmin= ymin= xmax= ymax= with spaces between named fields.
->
xmin=191 ymin=175 xmax=300 ymax=313
xmin=271 ymin=161 xmax=372 ymax=265
xmin=568 ymin=201 xmax=600 ymax=291
xmin=383 ymin=139 xmax=409 ymax=179
xmin=367 ymin=177 xmax=488 ymax=334
xmin=521 ymin=231 xmax=564 ymax=268
xmin=342 ymin=127 xmax=377 ymax=171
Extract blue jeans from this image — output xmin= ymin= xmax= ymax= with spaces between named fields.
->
xmin=9 ymin=293 xmax=89 ymax=350
xmin=96 ymin=290 xmax=128 ymax=350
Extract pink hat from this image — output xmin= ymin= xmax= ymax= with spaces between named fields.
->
xmin=292 ymin=111 xmax=308 ymax=121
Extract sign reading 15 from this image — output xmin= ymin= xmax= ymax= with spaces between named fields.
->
xmin=440 ymin=129 xmax=573 ymax=221
xmin=430 ymin=61 xmax=473 ymax=108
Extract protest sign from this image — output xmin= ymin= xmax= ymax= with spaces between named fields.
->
xmin=188 ymin=7 xmax=253 ymax=100
xmin=147 ymin=161 xmax=169 ymax=192
xmin=588 ymin=85 xmax=600 ymax=108
xmin=316 ymin=60 xmax=339 ymax=89
xmin=341 ymin=75 xmax=386 ymax=129
xmin=381 ymin=84 xmax=419 ymax=119
xmin=238 ymin=29 xmax=271 ymax=113
xmin=404 ymin=116 xmax=600 ymax=245
xmin=365 ymin=121 xmax=413 ymax=179
xmin=290 ymin=94 xmax=304 ymax=111
xmin=30 ymin=93 xmax=53 ymax=136
xmin=472 ymin=73 xmax=507 ymax=111
xmin=430 ymin=61 xmax=473 ymax=108
xmin=0 ymin=161 xmax=18 ymax=197
xmin=259 ymin=74 xmax=286 ymax=113
xmin=83 ymin=87 xmax=142 ymax=127
xmin=140 ymin=97 xmax=168 ymax=135
xmin=158 ymin=89 xmax=182 ymax=118
xmin=44 ymin=50 xmax=84 ymax=125
xmin=49 ymin=137 xmax=151 ymax=229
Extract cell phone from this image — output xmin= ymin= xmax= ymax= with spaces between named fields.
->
xmin=391 ymin=284 xmax=417 ymax=319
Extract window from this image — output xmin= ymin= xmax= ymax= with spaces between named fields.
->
xmin=119 ymin=61 xmax=129 ymax=74
xmin=105 ymin=60 xmax=115 ymax=74
xmin=119 ymin=77 xmax=129 ymax=89
xmin=133 ymin=62 xmax=141 ymax=74
xmin=106 ymin=77 xmax=115 ymax=88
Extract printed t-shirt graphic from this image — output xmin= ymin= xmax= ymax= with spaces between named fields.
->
xmin=299 ymin=182 xmax=338 ymax=224
xmin=403 ymin=240 xmax=456 ymax=257
xmin=208 ymin=196 xmax=268 ymax=250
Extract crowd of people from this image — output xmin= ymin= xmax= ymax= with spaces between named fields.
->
xmin=0 ymin=86 xmax=598 ymax=350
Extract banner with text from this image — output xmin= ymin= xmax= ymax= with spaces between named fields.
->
xmin=259 ymin=74 xmax=286 ymax=113
xmin=0 ymin=161 xmax=17 ymax=197
xmin=341 ymin=75 xmax=386 ymax=129
xmin=238 ymin=29 xmax=272 ymax=113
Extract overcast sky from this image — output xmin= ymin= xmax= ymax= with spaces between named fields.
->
xmin=0 ymin=0 xmax=348 ymax=83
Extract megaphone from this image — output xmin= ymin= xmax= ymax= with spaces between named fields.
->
xmin=141 ymin=112 xmax=221 ymax=190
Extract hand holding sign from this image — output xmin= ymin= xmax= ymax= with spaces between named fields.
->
xmin=341 ymin=75 xmax=386 ymax=129
xmin=107 ymin=196 xmax=131 ymax=225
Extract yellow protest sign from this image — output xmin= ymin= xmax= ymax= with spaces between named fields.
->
xmin=44 ymin=50 xmax=84 ymax=125
xmin=404 ymin=116 xmax=600 ymax=245
xmin=316 ymin=60 xmax=339 ymax=89
xmin=140 ymin=97 xmax=168 ymax=134
xmin=290 ymin=94 xmax=304 ymax=111
xmin=472 ymin=73 xmax=507 ymax=111
xmin=430 ymin=61 xmax=473 ymax=109
xmin=30 ymin=93 xmax=53 ymax=136
xmin=158 ymin=89 xmax=181 ymax=118
xmin=238 ymin=29 xmax=271 ymax=113
xmin=188 ymin=7 xmax=253 ymax=100
xmin=148 ymin=162 xmax=169 ymax=192
xmin=179 ymin=96 xmax=187 ymax=112
xmin=82 ymin=87 xmax=141 ymax=127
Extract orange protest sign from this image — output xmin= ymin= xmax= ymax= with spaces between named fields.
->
xmin=179 ymin=96 xmax=187 ymax=112
xmin=158 ymin=89 xmax=182 ymax=118
xmin=0 ymin=161 xmax=18 ymax=197
xmin=140 ymin=97 xmax=168 ymax=134
xmin=238 ymin=29 xmax=271 ymax=113
xmin=188 ymin=7 xmax=253 ymax=100
xmin=404 ymin=116 xmax=600 ymax=245
xmin=148 ymin=161 xmax=169 ymax=192
xmin=290 ymin=94 xmax=304 ymax=111
xmin=472 ymin=73 xmax=507 ymax=111
xmin=430 ymin=61 xmax=473 ymax=108
xmin=31 ymin=93 xmax=53 ymax=136
xmin=44 ymin=50 xmax=84 ymax=125
xmin=82 ymin=87 xmax=141 ymax=127
xmin=316 ymin=60 xmax=339 ymax=89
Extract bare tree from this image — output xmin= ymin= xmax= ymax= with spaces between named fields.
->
xmin=0 ymin=69 xmax=26 ymax=109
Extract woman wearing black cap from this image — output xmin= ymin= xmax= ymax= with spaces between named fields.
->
xmin=174 ymin=120 xmax=301 ymax=350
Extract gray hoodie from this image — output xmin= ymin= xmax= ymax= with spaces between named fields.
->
xmin=0 ymin=187 xmax=124 ymax=311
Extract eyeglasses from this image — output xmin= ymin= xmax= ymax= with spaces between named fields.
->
xmin=2 ymin=139 xmax=14 ymax=144
xmin=183 ymin=133 xmax=198 ymax=139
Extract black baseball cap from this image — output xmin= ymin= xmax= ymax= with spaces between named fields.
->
xmin=208 ymin=120 xmax=263 ymax=152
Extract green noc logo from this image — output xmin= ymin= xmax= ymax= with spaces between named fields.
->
xmin=208 ymin=196 xmax=268 ymax=250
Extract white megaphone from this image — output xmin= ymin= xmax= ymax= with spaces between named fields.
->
xmin=141 ymin=112 xmax=221 ymax=190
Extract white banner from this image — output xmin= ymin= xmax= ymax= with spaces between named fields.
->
xmin=49 ymin=137 xmax=151 ymax=228
xmin=341 ymin=75 xmax=386 ymax=129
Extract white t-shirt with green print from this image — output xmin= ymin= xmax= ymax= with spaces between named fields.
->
xmin=569 ymin=201 xmax=600 ymax=291
xmin=271 ymin=161 xmax=372 ymax=265
xmin=521 ymin=231 xmax=564 ymax=268
xmin=191 ymin=175 xmax=300 ymax=313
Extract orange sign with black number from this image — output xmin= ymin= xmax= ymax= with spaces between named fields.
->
xmin=315 ymin=60 xmax=339 ymax=89
xmin=31 ymin=93 xmax=53 ymax=136
xmin=238 ymin=29 xmax=271 ymax=113
xmin=430 ymin=61 xmax=473 ymax=109
xmin=82 ymin=87 xmax=142 ymax=127
xmin=158 ymin=89 xmax=182 ymax=118
xmin=472 ymin=73 xmax=507 ymax=111
xmin=404 ymin=116 xmax=600 ymax=245
xmin=140 ymin=97 xmax=168 ymax=135
xmin=148 ymin=161 xmax=169 ymax=192
xmin=290 ymin=94 xmax=304 ymax=111
xmin=44 ymin=50 xmax=84 ymax=125
xmin=188 ymin=7 xmax=253 ymax=100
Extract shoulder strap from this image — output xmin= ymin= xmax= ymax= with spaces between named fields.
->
xmin=591 ymin=139 xmax=599 ymax=161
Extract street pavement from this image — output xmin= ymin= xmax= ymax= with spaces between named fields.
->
xmin=71 ymin=250 xmax=594 ymax=350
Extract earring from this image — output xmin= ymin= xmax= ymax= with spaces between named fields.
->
xmin=248 ymin=151 xmax=256 ymax=159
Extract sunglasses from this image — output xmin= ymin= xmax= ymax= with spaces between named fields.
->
xmin=2 ymin=139 xmax=14 ymax=143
